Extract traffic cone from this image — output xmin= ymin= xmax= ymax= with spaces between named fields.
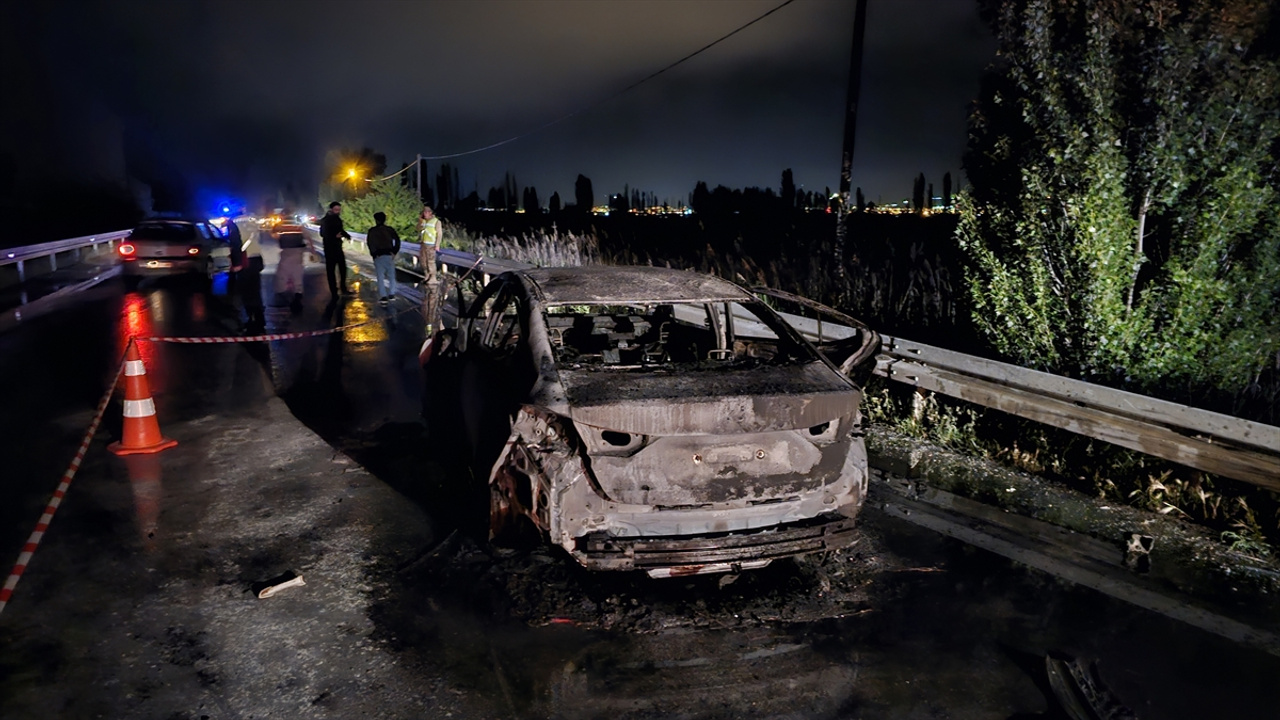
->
xmin=108 ymin=342 xmax=177 ymax=456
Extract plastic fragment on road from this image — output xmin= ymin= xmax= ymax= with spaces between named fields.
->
xmin=257 ymin=573 xmax=306 ymax=599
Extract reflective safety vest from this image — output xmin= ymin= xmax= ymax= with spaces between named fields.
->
xmin=418 ymin=217 xmax=442 ymax=247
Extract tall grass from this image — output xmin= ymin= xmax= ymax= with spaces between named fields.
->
xmin=450 ymin=225 xmax=602 ymax=268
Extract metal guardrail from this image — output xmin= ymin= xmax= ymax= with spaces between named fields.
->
xmin=301 ymin=225 xmax=531 ymax=287
xmin=0 ymin=231 xmax=130 ymax=331
xmin=876 ymin=336 xmax=1280 ymax=492
xmin=1 ymin=230 xmax=130 ymax=282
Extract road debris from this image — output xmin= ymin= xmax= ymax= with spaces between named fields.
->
xmin=255 ymin=571 xmax=306 ymax=599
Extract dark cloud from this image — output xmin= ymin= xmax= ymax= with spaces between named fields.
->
xmin=6 ymin=0 xmax=994 ymax=211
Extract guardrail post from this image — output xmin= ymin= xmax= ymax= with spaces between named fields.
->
xmin=16 ymin=260 xmax=24 ymax=284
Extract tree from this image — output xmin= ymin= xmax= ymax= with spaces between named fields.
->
xmin=341 ymin=178 xmax=423 ymax=240
xmin=912 ymin=172 xmax=926 ymax=213
xmin=436 ymin=163 xmax=459 ymax=209
xmin=855 ymin=187 xmax=865 ymax=212
xmin=958 ymin=0 xmax=1280 ymax=398
xmin=549 ymin=191 xmax=562 ymax=214
xmin=418 ymin=158 xmax=434 ymax=207
xmin=574 ymin=174 xmax=594 ymax=214
xmin=781 ymin=168 xmax=796 ymax=210
xmin=691 ymin=181 xmax=711 ymax=215
xmin=504 ymin=172 xmax=518 ymax=211
xmin=523 ymin=186 xmax=540 ymax=213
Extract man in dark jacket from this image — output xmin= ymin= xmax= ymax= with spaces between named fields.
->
xmin=319 ymin=201 xmax=352 ymax=298
xmin=365 ymin=211 xmax=401 ymax=304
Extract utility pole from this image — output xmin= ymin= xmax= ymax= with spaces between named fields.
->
xmin=834 ymin=0 xmax=868 ymax=299
xmin=416 ymin=154 xmax=423 ymax=202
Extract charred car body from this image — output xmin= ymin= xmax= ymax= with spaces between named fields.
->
xmin=422 ymin=266 xmax=880 ymax=578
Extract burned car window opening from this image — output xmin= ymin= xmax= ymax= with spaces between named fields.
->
xmin=545 ymin=300 xmax=805 ymax=370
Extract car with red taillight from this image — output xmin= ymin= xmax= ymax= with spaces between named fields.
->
xmin=119 ymin=218 xmax=232 ymax=286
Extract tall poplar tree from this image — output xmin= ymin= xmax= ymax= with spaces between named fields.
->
xmin=957 ymin=0 xmax=1280 ymax=396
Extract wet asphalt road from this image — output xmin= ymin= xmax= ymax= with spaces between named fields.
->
xmin=1 ymin=237 xmax=1278 ymax=719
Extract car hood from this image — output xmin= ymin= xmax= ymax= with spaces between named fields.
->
xmin=557 ymin=361 xmax=859 ymax=435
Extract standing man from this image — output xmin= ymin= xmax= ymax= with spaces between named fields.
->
xmin=319 ymin=201 xmax=353 ymax=299
xmin=365 ymin=211 xmax=401 ymax=305
xmin=417 ymin=205 xmax=443 ymax=330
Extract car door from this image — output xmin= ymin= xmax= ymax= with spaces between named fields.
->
xmin=752 ymin=287 xmax=882 ymax=384
xmin=464 ymin=280 xmax=537 ymax=476
xmin=420 ymin=277 xmax=504 ymax=450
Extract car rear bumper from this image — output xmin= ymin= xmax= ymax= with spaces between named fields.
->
xmin=571 ymin=513 xmax=858 ymax=577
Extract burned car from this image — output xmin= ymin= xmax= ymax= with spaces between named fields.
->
xmin=421 ymin=265 xmax=880 ymax=578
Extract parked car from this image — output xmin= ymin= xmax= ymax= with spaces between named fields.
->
xmin=118 ymin=218 xmax=232 ymax=286
xmin=421 ymin=265 xmax=881 ymax=578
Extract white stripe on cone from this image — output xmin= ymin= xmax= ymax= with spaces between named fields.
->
xmin=123 ymin=398 xmax=156 ymax=418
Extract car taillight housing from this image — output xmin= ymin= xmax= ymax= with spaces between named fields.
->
xmin=118 ymin=243 xmax=136 ymax=257
xmin=187 ymin=246 xmax=200 ymax=255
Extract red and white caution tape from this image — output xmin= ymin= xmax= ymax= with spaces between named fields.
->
xmin=0 ymin=350 xmax=127 ymax=616
xmin=1 ymin=301 xmax=424 ymax=613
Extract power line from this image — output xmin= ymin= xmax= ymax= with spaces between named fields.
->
xmin=370 ymin=0 xmax=799 ymax=180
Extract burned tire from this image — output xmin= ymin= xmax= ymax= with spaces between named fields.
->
xmin=488 ymin=461 xmax=543 ymax=550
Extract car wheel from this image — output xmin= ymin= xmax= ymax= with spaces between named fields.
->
xmin=489 ymin=460 xmax=543 ymax=549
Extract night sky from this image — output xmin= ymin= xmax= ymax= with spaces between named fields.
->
xmin=4 ymin=0 xmax=995 ymax=211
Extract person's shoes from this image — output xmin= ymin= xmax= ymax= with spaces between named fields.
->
xmin=379 ymin=296 xmax=390 ymax=305
xmin=341 ymin=288 xmax=355 ymax=296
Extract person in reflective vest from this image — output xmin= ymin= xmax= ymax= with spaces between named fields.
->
xmin=417 ymin=205 xmax=443 ymax=331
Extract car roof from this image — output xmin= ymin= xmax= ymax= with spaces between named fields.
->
xmin=518 ymin=265 xmax=754 ymax=306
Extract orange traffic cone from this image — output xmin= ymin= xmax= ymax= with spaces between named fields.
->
xmin=108 ymin=342 xmax=177 ymax=456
